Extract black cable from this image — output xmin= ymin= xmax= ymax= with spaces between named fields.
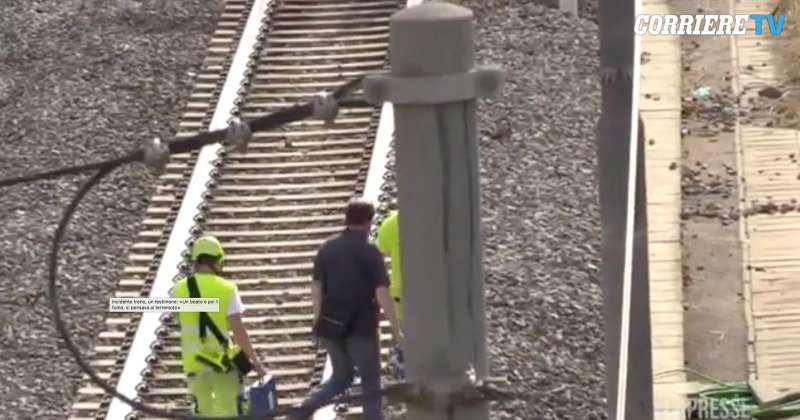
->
xmin=0 ymin=153 xmax=141 ymax=188
xmin=335 ymin=98 xmax=372 ymax=108
xmin=1 ymin=77 xmax=364 ymax=190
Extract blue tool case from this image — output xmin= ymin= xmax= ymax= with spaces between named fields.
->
xmin=241 ymin=375 xmax=278 ymax=418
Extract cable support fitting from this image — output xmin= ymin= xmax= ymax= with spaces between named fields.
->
xmin=142 ymin=137 xmax=169 ymax=173
xmin=312 ymin=91 xmax=339 ymax=125
xmin=224 ymin=116 xmax=252 ymax=152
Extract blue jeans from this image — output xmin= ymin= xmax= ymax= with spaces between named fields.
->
xmin=293 ymin=335 xmax=384 ymax=420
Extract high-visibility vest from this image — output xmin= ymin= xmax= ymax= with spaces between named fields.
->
xmin=173 ymin=273 xmax=236 ymax=373
xmin=377 ymin=211 xmax=402 ymax=299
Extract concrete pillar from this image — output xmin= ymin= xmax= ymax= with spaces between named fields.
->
xmin=363 ymin=3 xmax=502 ymax=420
xmin=559 ymin=0 xmax=579 ymax=16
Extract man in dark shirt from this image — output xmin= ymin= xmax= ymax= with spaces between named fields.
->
xmin=291 ymin=199 xmax=401 ymax=420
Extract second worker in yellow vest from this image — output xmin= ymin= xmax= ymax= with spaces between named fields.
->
xmin=173 ymin=236 xmax=267 ymax=416
xmin=376 ymin=210 xmax=403 ymax=322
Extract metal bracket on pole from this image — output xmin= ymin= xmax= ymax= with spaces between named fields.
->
xmin=363 ymin=67 xmax=502 ymax=105
xmin=142 ymin=137 xmax=170 ymax=174
xmin=363 ymin=3 xmax=503 ymax=420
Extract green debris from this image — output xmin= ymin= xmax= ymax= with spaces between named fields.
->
xmin=689 ymin=382 xmax=800 ymax=419
xmin=699 ymin=382 xmax=751 ymax=399
xmin=691 ymin=383 xmax=756 ymax=419
xmin=751 ymin=400 xmax=800 ymax=419
xmin=693 ymin=86 xmax=712 ymax=98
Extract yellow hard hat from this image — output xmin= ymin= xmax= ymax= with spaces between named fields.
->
xmin=191 ymin=236 xmax=225 ymax=262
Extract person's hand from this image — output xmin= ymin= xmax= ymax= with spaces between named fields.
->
xmin=392 ymin=328 xmax=404 ymax=350
xmin=254 ymin=361 xmax=267 ymax=378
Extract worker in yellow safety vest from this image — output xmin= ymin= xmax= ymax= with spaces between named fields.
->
xmin=376 ymin=210 xmax=406 ymax=380
xmin=173 ymin=236 xmax=267 ymax=416
xmin=376 ymin=210 xmax=403 ymax=322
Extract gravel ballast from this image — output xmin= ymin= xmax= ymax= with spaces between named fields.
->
xmin=1 ymin=1 xmax=604 ymax=419
xmin=381 ymin=2 xmax=605 ymax=419
xmin=475 ymin=5 xmax=604 ymax=418
xmin=0 ymin=0 xmax=217 ymax=418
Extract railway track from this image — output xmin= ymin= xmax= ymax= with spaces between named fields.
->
xmin=67 ymin=0 xmax=410 ymax=418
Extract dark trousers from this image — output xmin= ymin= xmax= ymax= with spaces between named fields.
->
xmin=294 ymin=335 xmax=384 ymax=420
